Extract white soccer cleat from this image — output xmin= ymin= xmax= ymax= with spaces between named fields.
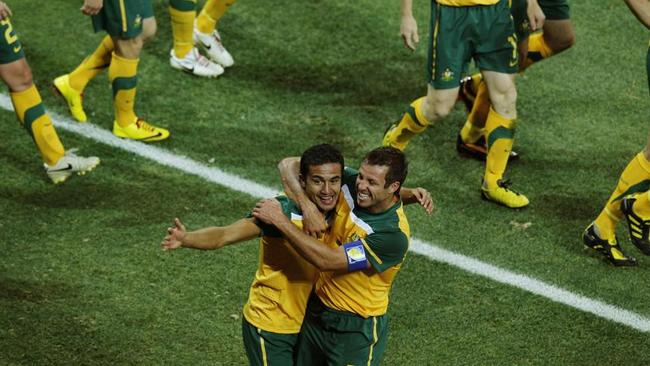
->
xmin=193 ymin=26 xmax=234 ymax=68
xmin=169 ymin=47 xmax=224 ymax=78
xmin=45 ymin=149 xmax=100 ymax=184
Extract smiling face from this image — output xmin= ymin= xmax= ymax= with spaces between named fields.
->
xmin=301 ymin=162 xmax=343 ymax=213
xmin=355 ymin=163 xmax=400 ymax=213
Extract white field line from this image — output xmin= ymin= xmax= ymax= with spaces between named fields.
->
xmin=3 ymin=93 xmax=650 ymax=333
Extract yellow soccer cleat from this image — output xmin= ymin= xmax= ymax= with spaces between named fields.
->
xmin=382 ymin=123 xmax=410 ymax=151
xmin=481 ymin=179 xmax=529 ymax=208
xmin=113 ymin=118 xmax=170 ymax=142
xmin=53 ymin=74 xmax=87 ymax=122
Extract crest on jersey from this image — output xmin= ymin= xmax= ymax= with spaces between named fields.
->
xmin=441 ymin=68 xmax=454 ymax=82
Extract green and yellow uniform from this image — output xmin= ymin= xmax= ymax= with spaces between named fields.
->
xmin=242 ymin=196 xmax=321 ymax=366
xmin=295 ymin=168 xmax=411 ymax=366
xmin=0 ymin=18 xmax=24 ymax=64
xmin=428 ymin=0 xmax=518 ymax=89
xmin=92 ymin=0 xmax=154 ymax=39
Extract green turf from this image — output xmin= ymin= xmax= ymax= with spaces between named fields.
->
xmin=1 ymin=0 xmax=650 ymax=364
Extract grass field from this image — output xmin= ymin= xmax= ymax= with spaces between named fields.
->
xmin=1 ymin=0 xmax=650 ymax=364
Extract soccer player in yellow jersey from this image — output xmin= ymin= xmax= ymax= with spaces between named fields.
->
xmin=53 ymin=0 xmax=170 ymax=142
xmin=162 ymin=144 xmax=345 ymax=366
xmin=383 ymin=0 xmax=545 ymax=208
xmin=0 ymin=1 xmax=99 ymax=183
xmin=168 ymin=0 xmax=235 ymax=77
xmin=255 ymin=147 xmax=433 ymax=366
xmin=582 ymin=0 xmax=650 ymax=267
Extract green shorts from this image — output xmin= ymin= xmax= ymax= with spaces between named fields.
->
xmin=0 ymin=19 xmax=25 ymax=64
xmin=539 ymin=0 xmax=571 ymax=20
xmin=242 ymin=316 xmax=299 ymax=366
xmin=428 ymin=0 xmax=518 ymax=89
xmin=295 ymin=295 xmax=388 ymax=366
xmin=92 ymin=0 xmax=154 ymax=39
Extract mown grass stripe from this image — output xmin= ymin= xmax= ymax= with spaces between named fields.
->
xmin=2 ymin=93 xmax=648 ymax=333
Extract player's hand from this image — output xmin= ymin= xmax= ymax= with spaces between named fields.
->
xmin=81 ymin=0 xmax=103 ymax=16
xmin=0 ymin=2 xmax=12 ymax=20
xmin=301 ymin=200 xmax=327 ymax=238
xmin=400 ymin=15 xmax=419 ymax=51
xmin=410 ymin=187 xmax=434 ymax=215
xmin=252 ymin=198 xmax=286 ymax=226
xmin=526 ymin=0 xmax=545 ymax=31
xmin=161 ymin=218 xmax=186 ymax=251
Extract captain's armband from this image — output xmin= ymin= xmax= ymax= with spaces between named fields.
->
xmin=343 ymin=240 xmax=368 ymax=272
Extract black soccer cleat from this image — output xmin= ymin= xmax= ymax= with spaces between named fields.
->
xmin=621 ymin=197 xmax=650 ymax=255
xmin=582 ymin=223 xmax=637 ymax=267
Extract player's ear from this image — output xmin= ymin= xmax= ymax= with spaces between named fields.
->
xmin=388 ymin=181 xmax=400 ymax=195
xmin=299 ymin=174 xmax=306 ymax=189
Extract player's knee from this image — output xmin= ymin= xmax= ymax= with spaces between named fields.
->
xmin=491 ymin=88 xmax=517 ymax=117
xmin=549 ymin=32 xmax=575 ymax=53
xmin=423 ymin=98 xmax=453 ymax=121
xmin=3 ymin=59 xmax=34 ymax=92
xmin=114 ymin=37 xmax=143 ymax=59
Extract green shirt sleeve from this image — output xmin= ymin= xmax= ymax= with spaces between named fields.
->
xmin=343 ymin=167 xmax=358 ymax=195
xmin=362 ymin=230 xmax=409 ymax=272
xmin=246 ymin=196 xmax=297 ymax=238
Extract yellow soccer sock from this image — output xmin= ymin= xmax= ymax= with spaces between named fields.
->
xmin=11 ymin=85 xmax=65 ymax=166
xmin=388 ymin=97 xmax=430 ymax=149
xmin=169 ymin=1 xmax=197 ymax=59
xmin=69 ymin=36 xmax=114 ymax=92
xmin=196 ymin=0 xmax=236 ymax=34
xmin=108 ymin=52 xmax=139 ymax=128
xmin=484 ymin=107 xmax=515 ymax=186
xmin=522 ymin=32 xmax=554 ymax=70
xmin=594 ymin=152 xmax=650 ymax=239
xmin=633 ymin=190 xmax=650 ymax=218
xmin=460 ymin=81 xmax=491 ymax=143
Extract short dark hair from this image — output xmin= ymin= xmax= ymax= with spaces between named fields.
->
xmin=362 ymin=147 xmax=408 ymax=190
xmin=300 ymin=144 xmax=344 ymax=176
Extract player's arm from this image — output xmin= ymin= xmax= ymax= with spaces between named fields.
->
xmin=252 ymin=198 xmax=369 ymax=272
xmin=278 ymin=157 xmax=327 ymax=237
xmin=624 ymin=0 xmax=650 ymax=29
xmin=81 ymin=0 xmax=103 ymax=16
xmin=161 ymin=217 xmax=261 ymax=251
xmin=400 ymin=0 xmax=419 ymax=51
xmin=0 ymin=2 xmax=12 ymax=20
xmin=526 ymin=0 xmax=545 ymax=31
xmin=400 ymin=187 xmax=434 ymax=214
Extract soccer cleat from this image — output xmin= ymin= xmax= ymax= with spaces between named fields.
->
xmin=169 ymin=48 xmax=224 ymax=78
xmin=382 ymin=123 xmax=410 ymax=151
xmin=582 ymin=223 xmax=637 ymax=266
xmin=193 ymin=26 xmax=234 ymax=67
xmin=481 ymin=179 xmax=529 ymax=208
xmin=457 ymin=76 xmax=476 ymax=113
xmin=621 ymin=197 xmax=650 ymax=255
xmin=113 ymin=118 xmax=170 ymax=142
xmin=45 ymin=148 xmax=100 ymax=184
xmin=456 ymin=135 xmax=520 ymax=161
xmin=53 ymin=74 xmax=87 ymax=122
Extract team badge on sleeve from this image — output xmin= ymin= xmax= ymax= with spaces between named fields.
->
xmin=343 ymin=240 xmax=368 ymax=272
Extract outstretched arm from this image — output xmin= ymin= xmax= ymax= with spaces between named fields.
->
xmin=625 ymin=0 xmax=650 ymax=28
xmin=278 ymin=157 xmax=327 ymax=237
xmin=253 ymin=198 xmax=368 ymax=272
xmin=161 ymin=217 xmax=261 ymax=251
